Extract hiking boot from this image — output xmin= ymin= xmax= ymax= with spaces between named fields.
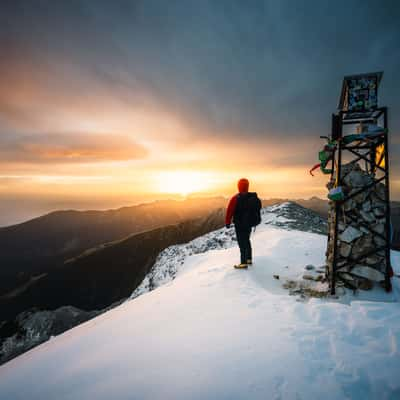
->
xmin=234 ymin=263 xmax=248 ymax=269
xmin=246 ymin=259 xmax=253 ymax=265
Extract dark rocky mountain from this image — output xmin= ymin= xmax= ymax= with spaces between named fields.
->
xmin=0 ymin=197 xmax=227 ymax=296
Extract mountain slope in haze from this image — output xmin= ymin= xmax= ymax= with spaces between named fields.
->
xmin=0 ymin=208 xmax=225 ymax=322
xmin=1 ymin=203 xmax=399 ymax=400
xmin=0 ymin=197 xmax=227 ymax=295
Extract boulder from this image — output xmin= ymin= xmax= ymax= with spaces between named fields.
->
xmin=344 ymin=198 xmax=355 ymax=212
xmin=365 ymin=255 xmax=381 ymax=265
xmin=372 ymin=222 xmax=385 ymax=235
xmin=376 ymin=183 xmax=386 ymax=200
xmin=374 ymin=235 xmax=386 ymax=247
xmin=338 ymin=222 xmax=345 ymax=231
xmin=339 ymin=226 xmax=362 ymax=243
xmin=343 ymin=170 xmax=372 ymax=188
xmin=337 ymin=272 xmax=357 ymax=287
xmin=352 ymin=190 xmax=368 ymax=204
xmin=358 ymin=278 xmax=373 ymax=290
xmin=341 ymin=161 xmax=360 ymax=175
xmin=339 ymin=242 xmax=352 ymax=258
xmin=373 ymin=206 xmax=386 ymax=218
xmin=351 ymin=265 xmax=385 ymax=282
xmin=351 ymin=234 xmax=373 ymax=260
xmin=370 ymin=191 xmax=385 ymax=206
xmin=362 ymin=201 xmax=372 ymax=212
xmin=336 ymin=266 xmax=349 ymax=274
xmin=360 ymin=210 xmax=375 ymax=223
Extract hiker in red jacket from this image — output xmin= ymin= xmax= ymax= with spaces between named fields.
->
xmin=226 ymin=178 xmax=261 ymax=269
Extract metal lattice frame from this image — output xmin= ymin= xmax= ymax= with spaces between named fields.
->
xmin=329 ymin=107 xmax=392 ymax=295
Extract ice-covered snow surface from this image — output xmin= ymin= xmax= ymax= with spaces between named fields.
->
xmin=1 ymin=203 xmax=400 ymax=400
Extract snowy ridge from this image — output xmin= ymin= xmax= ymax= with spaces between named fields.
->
xmin=130 ymin=220 xmax=236 ymax=299
xmin=131 ymin=202 xmax=325 ymax=300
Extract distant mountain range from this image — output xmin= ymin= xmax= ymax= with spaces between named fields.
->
xmin=1 ymin=197 xmax=398 ymax=310
xmin=0 ymin=197 xmax=227 ymax=296
xmin=1 ymin=195 xmax=397 ymax=309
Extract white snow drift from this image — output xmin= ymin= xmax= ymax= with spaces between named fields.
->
xmin=1 ymin=203 xmax=400 ymax=400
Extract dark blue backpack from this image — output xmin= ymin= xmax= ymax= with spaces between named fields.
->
xmin=234 ymin=192 xmax=262 ymax=228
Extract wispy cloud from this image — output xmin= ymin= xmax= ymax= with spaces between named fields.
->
xmin=0 ymin=132 xmax=148 ymax=163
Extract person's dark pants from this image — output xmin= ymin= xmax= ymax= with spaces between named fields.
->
xmin=234 ymin=225 xmax=252 ymax=264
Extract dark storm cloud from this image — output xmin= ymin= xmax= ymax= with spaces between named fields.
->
xmin=1 ymin=0 xmax=399 ymax=138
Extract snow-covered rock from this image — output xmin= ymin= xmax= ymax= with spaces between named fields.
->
xmin=1 ymin=202 xmax=399 ymax=400
xmin=0 ymin=306 xmax=98 ymax=365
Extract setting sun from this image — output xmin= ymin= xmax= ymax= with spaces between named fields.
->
xmin=157 ymin=171 xmax=215 ymax=196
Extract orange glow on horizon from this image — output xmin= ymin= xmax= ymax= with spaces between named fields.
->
xmin=156 ymin=170 xmax=219 ymax=197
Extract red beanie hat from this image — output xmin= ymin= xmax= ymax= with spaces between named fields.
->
xmin=237 ymin=178 xmax=249 ymax=193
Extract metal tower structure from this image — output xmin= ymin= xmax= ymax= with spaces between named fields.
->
xmin=327 ymin=72 xmax=392 ymax=294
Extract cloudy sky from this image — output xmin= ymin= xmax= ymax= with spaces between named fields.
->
xmin=0 ymin=0 xmax=399 ymax=225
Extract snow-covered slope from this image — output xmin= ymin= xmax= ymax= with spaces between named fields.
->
xmin=1 ymin=203 xmax=400 ymax=400
xmin=130 ymin=203 xmax=327 ymax=299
